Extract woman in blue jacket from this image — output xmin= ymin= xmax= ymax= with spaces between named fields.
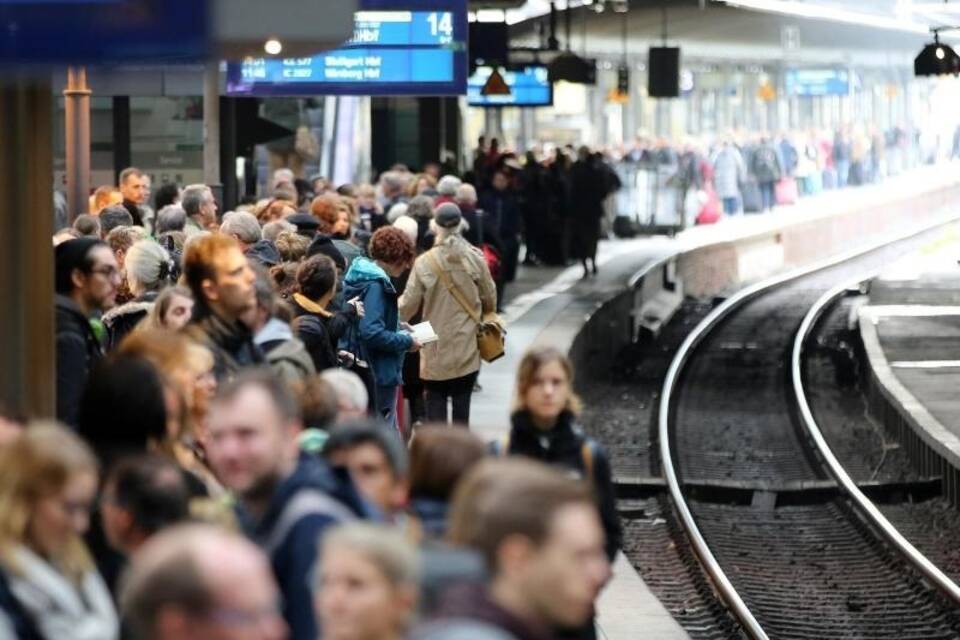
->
xmin=341 ymin=226 xmax=420 ymax=431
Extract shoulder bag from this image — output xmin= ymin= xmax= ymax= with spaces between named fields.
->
xmin=427 ymin=251 xmax=506 ymax=363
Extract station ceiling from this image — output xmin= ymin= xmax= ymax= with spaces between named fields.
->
xmin=504 ymin=1 xmax=955 ymax=68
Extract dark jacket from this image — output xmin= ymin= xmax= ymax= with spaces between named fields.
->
xmin=238 ymin=455 xmax=370 ymax=640
xmin=409 ymin=497 xmax=449 ymax=540
xmin=340 ymin=257 xmax=413 ymax=388
xmin=122 ymin=200 xmax=144 ymax=227
xmin=413 ymin=583 xmax=551 ymax=640
xmin=506 ymin=411 xmax=622 ymax=561
xmin=101 ymin=292 xmax=158 ymax=351
xmin=478 ymin=189 xmax=521 ymax=240
xmin=187 ymin=310 xmax=264 ymax=382
xmin=290 ymin=294 xmax=358 ymax=372
xmin=460 ymin=204 xmax=503 ymax=256
xmin=245 ymin=239 xmax=282 ymax=267
xmin=55 ymin=294 xmax=103 ymax=428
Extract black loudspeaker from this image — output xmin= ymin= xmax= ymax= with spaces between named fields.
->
xmin=648 ymin=47 xmax=680 ymax=98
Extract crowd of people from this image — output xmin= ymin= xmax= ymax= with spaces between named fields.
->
xmin=0 ymin=161 xmax=626 ymax=640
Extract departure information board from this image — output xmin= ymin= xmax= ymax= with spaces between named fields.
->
xmin=468 ymin=65 xmax=553 ymax=107
xmin=0 ymin=0 xmax=207 ymax=63
xmin=785 ymin=68 xmax=851 ymax=97
xmin=226 ymin=1 xmax=467 ymax=97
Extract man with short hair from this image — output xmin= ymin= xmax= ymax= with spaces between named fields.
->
xmin=222 ymin=211 xmax=282 ymax=267
xmin=100 ymin=454 xmax=190 ymax=557
xmin=120 ymin=524 xmax=287 ymax=640
xmin=204 ymin=370 xmax=369 ymax=639
xmin=99 ymin=205 xmax=135 ymax=238
xmin=119 ymin=167 xmax=147 ymax=227
xmin=414 ymin=459 xmax=612 ymax=640
xmin=54 ymin=238 xmax=120 ymax=426
xmin=183 ymin=234 xmax=262 ymax=380
xmin=322 ymin=422 xmax=408 ymax=520
xmin=182 ymin=184 xmax=219 ymax=234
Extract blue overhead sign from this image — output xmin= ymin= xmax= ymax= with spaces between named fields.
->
xmin=0 ymin=0 xmax=207 ymax=63
xmin=226 ymin=1 xmax=467 ymax=97
xmin=468 ymin=65 xmax=553 ymax=107
xmin=785 ymin=68 xmax=851 ymax=97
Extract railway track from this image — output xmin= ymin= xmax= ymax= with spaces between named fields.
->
xmin=658 ymin=220 xmax=960 ymax=639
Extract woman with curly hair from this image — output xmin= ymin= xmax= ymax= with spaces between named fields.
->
xmin=341 ymin=227 xmax=421 ymax=430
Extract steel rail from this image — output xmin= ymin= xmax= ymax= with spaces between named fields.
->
xmin=791 ymin=273 xmax=960 ymax=604
xmin=657 ymin=211 xmax=960 ymax=640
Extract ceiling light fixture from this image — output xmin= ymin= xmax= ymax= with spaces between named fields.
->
xmin=915 ymin=29 xmax=960 ymax=76
xmin=264 ymin=38 xmax=283 ymax=55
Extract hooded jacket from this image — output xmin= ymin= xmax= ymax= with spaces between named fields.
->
xmin=55 ymin=294 xmax=104 ymax=428
xmin=255 ymin=317 xmax=316 ymax=386
xmin=237 ymin=455 xmax=370 ymax=640
xmin=506 ymin=411 xmax=623 ymax=561
xmin=340 ymin=257 xmax=412 ymax=387
xmin=101 ymin=291 xmax=159 ymax=351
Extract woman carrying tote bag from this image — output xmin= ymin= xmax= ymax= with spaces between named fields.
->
xmin=399 ymin=203 xmax=498 ymax=428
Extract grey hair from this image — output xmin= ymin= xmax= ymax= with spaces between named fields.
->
xmin=319 ymin=369 xmax=368 ymax=413
xmin=262 ymin=219 xmax=296 ymax=243
xmin=386 ymin=202 xmax=409 ymax=224
xmin=406 ymin=195 xmax=434 ymax=221
xmin=318 ymin=522 xmax=419 ymax=589
xmin=379 ymin=171 xmax=406 ymax=195
xmin=220 ymin=211 xmax=262 ymax=245
xmin=181 ymin=185 xmax=210 ymax=218
xmin=436 ymin=175 xmax=462 ymax=196
xmin=154 ymin=205 xmax=187 ymax=234
xmin=125 ymin=240 xmax=173 ymax=295
xmin=455 ymin=183 xmax=478 ymax=205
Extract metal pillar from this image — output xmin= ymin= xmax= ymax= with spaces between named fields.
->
xmin=63 ymin=67 xmax=90 ymax=221
xmin=0 ymin=77 xmax=55 ymax=420
xmin=203 ymin=63 xmax=221 ymax=200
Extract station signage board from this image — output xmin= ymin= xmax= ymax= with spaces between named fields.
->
xmin=467 ymin=65 xmax=553 ymax=107
xmin=785 ymin=68 xmax=850 ymax=97
xmin=225 ymin=0 xmax=468 ymax=97
xmin=0 ymin=0 xmax=207 ymax=63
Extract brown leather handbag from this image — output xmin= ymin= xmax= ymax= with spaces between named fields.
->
xmin=428 ymin=251 xmax=506 ymax=362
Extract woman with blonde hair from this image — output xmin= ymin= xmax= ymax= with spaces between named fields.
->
xmin=315 ymin=523 xmax=418 ymax=640
xmin=502 ymin=346 xmax=621 ymax=562
xmin=0 ymin=424 xmax=117 ymax=639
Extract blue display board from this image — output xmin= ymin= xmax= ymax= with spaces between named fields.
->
xmin=785 ymin=69 xmax=851 ymax=97
xmin=0 ymin=0 xmax=207 ymax=63
xmin=226 ymin=1 xmax=467 ymax=97
xmin=468 ymin=65 xmax=553 ymax=107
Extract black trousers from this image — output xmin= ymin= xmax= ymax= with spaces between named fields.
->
xmin=424 ymin=371 xmax=479 ymax=427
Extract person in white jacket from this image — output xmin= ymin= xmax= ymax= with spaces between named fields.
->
xmin=0 ymin=424 xmax=117 ymax=640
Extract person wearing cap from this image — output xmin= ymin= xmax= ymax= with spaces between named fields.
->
xmin=54 ymin=238 xmax=121 ymax=426
xmin=287 ymin=211 xmax=321 ymax=239
xmin=399 ymin=203 xmax=497 ymax=428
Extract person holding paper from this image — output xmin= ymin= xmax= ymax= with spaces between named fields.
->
xmin=399 ymin=203 xmax=497 ymax=427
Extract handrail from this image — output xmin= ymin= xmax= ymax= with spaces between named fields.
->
xmin=791 ymin=275 xmax=960 ymax=604
xmin=657 ymin=210 xmax=960 ymax=639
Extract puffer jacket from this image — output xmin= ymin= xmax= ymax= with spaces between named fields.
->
xmin=398 ymin=237 xmax=497 ymax=382
xmin=340 ymin=257 xmax=412 ymax=387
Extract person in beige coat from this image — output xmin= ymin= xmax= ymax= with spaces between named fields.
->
xmin=399 ymin=203 xmax=497 ymax=427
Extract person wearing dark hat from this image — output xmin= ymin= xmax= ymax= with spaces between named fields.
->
xmin=287 ymin=211 xmax=321 ymax=239
xmin=55 ymin=238 xmax=121 ymax=426
xmin=399 ymin=203 xmax=497 ymax=427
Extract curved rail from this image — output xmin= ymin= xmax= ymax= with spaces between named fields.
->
xmin=657 ymin=211 xmax=960 ymax=640
xmin=791 ymin=274 xmax=960 ymax=604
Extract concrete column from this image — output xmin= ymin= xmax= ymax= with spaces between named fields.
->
xmin=203 ymin=63 xmax=221 ymax=190
xmin=63 ymin=67 xmax=90 ymax=221
xmin=0 ymin=77 xmax=55 ymax=419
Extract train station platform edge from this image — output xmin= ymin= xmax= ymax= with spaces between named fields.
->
xmin=859 ymin=230 xmax=960 ymax=472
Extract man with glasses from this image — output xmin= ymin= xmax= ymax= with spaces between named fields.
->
xmin=120 ymin=523 xmax=287 ymax=640
xmin=54 ymin=238 xmax=120 ymax=426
